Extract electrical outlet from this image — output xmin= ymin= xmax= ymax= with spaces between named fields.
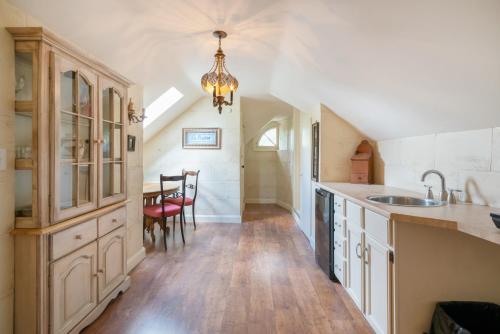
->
xmin=0 ymin=148 xmax=6 ymax=171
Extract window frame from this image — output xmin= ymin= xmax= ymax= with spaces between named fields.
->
xmin=254 ymin=123 xmax=280 ymax=151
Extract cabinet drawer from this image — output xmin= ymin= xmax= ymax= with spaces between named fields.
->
xmin=333 ymin=254 xmax=346 ymax=286
xmin=333 ymin=213 xmax=346 ymax=237
xmin=350 ymin=173 xmax=368 ymax=184
xmin=98 ymin=207 xmax=126 ymax=237
xmin=333 ymin=230 xmax=346 ymax=259
xmin=51 ymin=219 xmax=97 ymax=260
xmin=346 ymin=201 xmax=363 ymax=227
xmin=365 ymin=209 xmax=389 ymax=246
xmin=333 ymin=195 xmax=345 ymax=216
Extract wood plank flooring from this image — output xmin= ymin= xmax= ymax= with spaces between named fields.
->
xmin=82 ymin=204 xmax=372 ymax=334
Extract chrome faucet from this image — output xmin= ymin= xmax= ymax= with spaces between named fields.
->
xmin=421 ymin=170 xmax=448 ymax=202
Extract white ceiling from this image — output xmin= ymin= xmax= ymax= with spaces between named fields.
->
xmin=10 ymin=0 xmax=500 ymax=140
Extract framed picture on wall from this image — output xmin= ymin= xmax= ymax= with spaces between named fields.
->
xmin=127 ymin=135 xmax=136 ymax=152
xmin=311 ymin=122 xmax=319 ymax=181
xmin=182 ymin=128 xmax=221 ymax=149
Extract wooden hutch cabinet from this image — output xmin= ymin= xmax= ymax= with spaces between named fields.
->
xmin=8 ymin=27 xmax=131 ymax=334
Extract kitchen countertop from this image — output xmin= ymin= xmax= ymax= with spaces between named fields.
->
xmin=318 ymin=182 xmax=500 ymax=246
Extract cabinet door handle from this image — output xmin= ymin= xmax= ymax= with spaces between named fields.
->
xmin=355 ymin=243 xmax=362 ymax=259
xmin=364 ymin=248 xmax=369 ymax=265
xmin=74 ymin=234 xmax=82 ymax=240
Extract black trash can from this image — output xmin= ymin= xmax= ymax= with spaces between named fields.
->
xmin=429 ymin=301 xmax=500 ymax=334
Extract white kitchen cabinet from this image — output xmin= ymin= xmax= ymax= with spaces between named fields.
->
xmin=365 ymin=234 xmax=390 ymax=334
xmin=50 ymin=242 xmax=98 ymax=334
xmin=346 ymin=221 xmax=364 ymax=310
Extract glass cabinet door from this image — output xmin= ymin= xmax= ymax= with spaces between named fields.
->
xmin=99 ymin=80 xmax=126 ymax=206
xmin=52 ymin=53 xmax=98 ymax=222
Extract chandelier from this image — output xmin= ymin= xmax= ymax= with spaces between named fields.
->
xmin=201 ymin=31 xmax=239 ymax=114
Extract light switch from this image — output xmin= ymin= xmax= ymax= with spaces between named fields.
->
xmin=0 ymin=148 xmax=6 ymax=171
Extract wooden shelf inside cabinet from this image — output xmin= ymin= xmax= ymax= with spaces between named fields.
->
xmin=15 ymin=216 xmax=33 ymax=227
xmin=15 ymin=101 xmax=34 ymax=112
xmin=15 ymin=159 xmax=33 ymax=170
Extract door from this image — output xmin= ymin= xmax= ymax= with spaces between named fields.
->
xmin=347 ymin=222 xmax=364 ymax=310
xmin=299 ymin=112 xmax=312 ymax=241
xmin=50 ymin=242 xmax=98 ymax=334
xmin=98 ymin=78 xmax=127 ymax=207
xmin=51 ymin=52 xmax=98 ymax=223
xmin=365 ymin=234 xmax=390 ymax=334
xmin=97 ymin=226 xmax=126 ymax=301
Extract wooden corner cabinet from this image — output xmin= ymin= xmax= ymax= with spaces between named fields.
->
xmin=8 ymin=27 xmax=132 ymax=334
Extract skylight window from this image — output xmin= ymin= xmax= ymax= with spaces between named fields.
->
xmin=143 ymin=87 xmax=183 ymax=127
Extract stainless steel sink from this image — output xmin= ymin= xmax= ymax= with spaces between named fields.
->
xmin=366 ymin=195 xmax=446 ymax=207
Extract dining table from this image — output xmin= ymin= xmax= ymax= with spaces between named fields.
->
xmin=143 ymin=181 xmax=179 ymax=242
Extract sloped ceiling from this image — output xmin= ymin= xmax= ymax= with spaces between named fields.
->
xmin=9 ymin=0 xmax=500 ymax=140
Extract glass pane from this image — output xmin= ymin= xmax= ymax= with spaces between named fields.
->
xmin=113 ymin=163 xmax=122 ymax=195
xmin=60 ymin=164 xmax=77 ymax=210
xmin=15 ymin=112 xmax=32 ymax=159
xmin=113 ymin=90 xmax=122 ymax=123
xmin=258 ymin=128 xmax=277 ymax=147
xmin=102 ymin=88 xmax=111 ymax=121
xmin=103 ymin=163 xmax=112 ymax=198
xmin=61 ymin=71 xmax=76 ymax=113
xmin=78 ymin=165 xmax=91 ymax=205
xmin=78 ymin=117 xmax=91 ymax=162
xmin=15 ymin=53 xmax=33 ymax=101
xmin=60 ymin=113 xmax=77 ymax=161
xmin=15 ymin=170 xmax=32 ymax=217
xmin=103 ymin=122 xmax=112 ymax=161
xmin=79 ymin=75 xmax=92 ymax=117
xmin=114 ymin=125 xmax=122 ymax=160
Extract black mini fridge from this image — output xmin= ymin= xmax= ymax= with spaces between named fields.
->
xmin=315 ymin=188 xmax=335 ymax=280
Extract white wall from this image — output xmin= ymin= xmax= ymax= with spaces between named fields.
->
xmin=126 ymin=85 xmax=145 ymax=271
xmin=143 ymin=97 xmax=242 ymax=223
xmin=377 ymin=127 xmax=500 ymax=208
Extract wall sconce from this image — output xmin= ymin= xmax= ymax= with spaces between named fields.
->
xmin=128 ymin=98 xmax=146 ymax=124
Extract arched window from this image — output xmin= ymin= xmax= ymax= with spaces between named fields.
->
xmin=255 ymin=125 xmax=279 ymax=151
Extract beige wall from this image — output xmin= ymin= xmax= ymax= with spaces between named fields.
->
xmin=126 ymin=85 xmax=145 ymax=271
xmin=143 ymin=97 xmax=242 ymax=223
xmin=319 ymin=104 xmax=375 ymax=182
xmin=244 ymin=116 xmax=294 ymax=208
xmin=377 ymin=127 xmax=500 ymax=208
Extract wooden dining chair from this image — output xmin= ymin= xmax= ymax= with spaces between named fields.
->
xmin=143 ymin=174 xmax=187 ymax=249
xmin=165 ymin=169 xmax=200 ymax=230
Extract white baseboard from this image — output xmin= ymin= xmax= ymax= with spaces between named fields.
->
xmin=183 ymin=214 xmax=242 ymax=223
xmin=245 ymin=198 xmax=277 ymax=204
xmin=276 ymin=200 xmax=293 ymax=212
xmin=127 ymin=246 xmax=146 ymax=273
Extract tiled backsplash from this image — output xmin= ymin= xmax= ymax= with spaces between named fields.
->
xmin=377 ymin=128 xmax=500 ymax=208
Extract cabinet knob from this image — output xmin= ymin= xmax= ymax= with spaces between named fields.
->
xmin=74 ymin=234 xmax=82 ymax=240
xmin=94 ymin=139 xmax=104 ymax=144
xmin=112 ymin=218 xmax=118 ymax=223
xmin=98 ymin=269 xmax=104 ymax=273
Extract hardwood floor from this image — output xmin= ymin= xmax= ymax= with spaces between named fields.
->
xmin=82 ymin=204 xmax=372 ymax=334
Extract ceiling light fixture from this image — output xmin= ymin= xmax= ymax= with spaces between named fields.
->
xmin=201 ymin=31 xmax=239 ymax=114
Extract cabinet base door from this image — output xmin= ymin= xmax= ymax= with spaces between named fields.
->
xmin=98 ymin=226 xmax=126 ymax=301
xmin=365 ymin=235 xmax=390 ymax=334
xmin=347 ymin=224 xmax=363 ymax=310
xmin=50 ymin=242 xmax=98 ymax=334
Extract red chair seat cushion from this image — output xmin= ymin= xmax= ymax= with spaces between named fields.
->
xmin=143 ymin=204 xmax=181 ymax=218
xmin=164 ymin=196 xmax=193 ymax=206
